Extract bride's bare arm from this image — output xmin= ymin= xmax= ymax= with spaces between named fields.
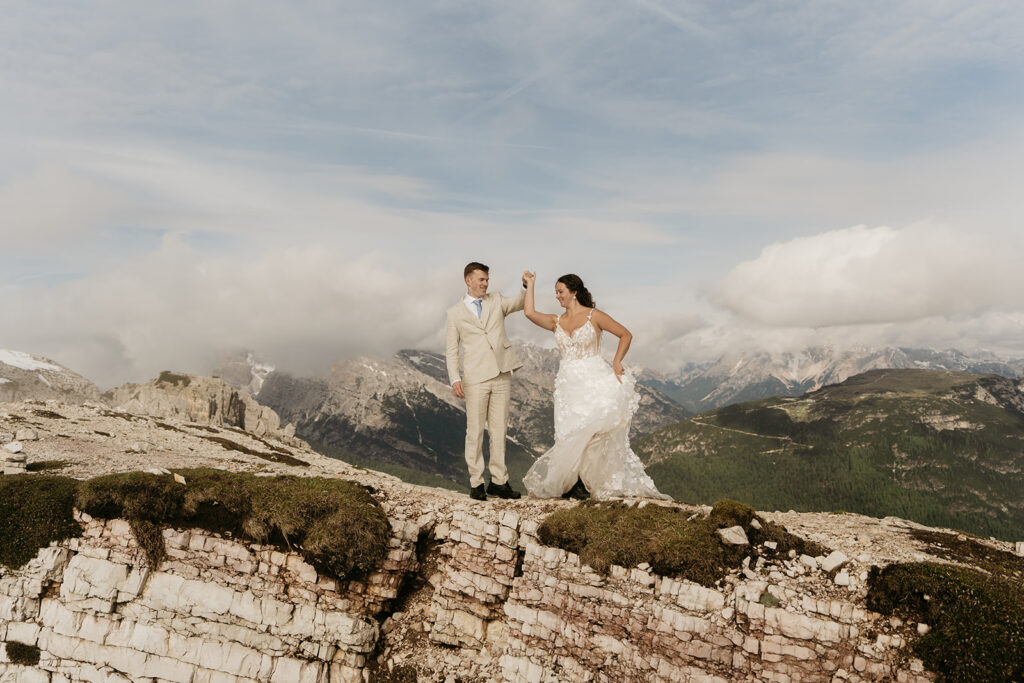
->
xmin=592 ymin=310 xmax=632 ymax=382
xmin=523 ymin=271 xmax=557 ymax=330
xmin=523 ymin=271 xmax=557 ymax=331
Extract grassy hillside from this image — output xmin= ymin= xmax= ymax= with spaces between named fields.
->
xmin=636 ymin=369 xmax=1024 ymax=540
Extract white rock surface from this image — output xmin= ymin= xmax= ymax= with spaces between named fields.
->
xmin=717 ymin=525 xmax=749 ymax=546
xmin=799 ymin=554 xmax=819 ymax=570
xmin=821 ymin=550 xmax=850 ymax=573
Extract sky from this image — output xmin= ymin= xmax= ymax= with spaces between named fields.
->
xmin=2 ymin=1 xmax=1023 ymax=388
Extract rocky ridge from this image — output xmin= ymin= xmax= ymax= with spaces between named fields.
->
xmin=4 ymin=400 xmax=1020 ymax=681
xmin=0 ymin=351 xmax=101 ymax=405
xmin=104 ymin=371 xmax=301 ymax=448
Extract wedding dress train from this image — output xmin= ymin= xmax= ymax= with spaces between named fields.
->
xmin=522 ymin=311 xmax=669 ymax=500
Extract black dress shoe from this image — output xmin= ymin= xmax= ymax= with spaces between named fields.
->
xmin=561 ymin=478 xmax=590 ymax=500
xmin=469 ymin=484 xmax=487 ymax=501
xmin=486 ymin=481 xmax=522 ymax=499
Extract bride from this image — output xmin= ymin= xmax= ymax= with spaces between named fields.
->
xmin=521 ymin=272 xmax=669 ymax=501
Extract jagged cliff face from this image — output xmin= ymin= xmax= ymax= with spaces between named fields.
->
xmin=5 ymin=401 xmax=1018 ymax=681
xmin=257 ymin=344 xmax=689 ymax=485
xmin=0 ymin=350 xmax=101 ymax=405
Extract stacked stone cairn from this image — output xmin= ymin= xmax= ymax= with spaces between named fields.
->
xmin=2 ymin=431 xmax=31 ymax=475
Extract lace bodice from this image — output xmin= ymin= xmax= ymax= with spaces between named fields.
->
xmin=554 ymin=311 xmax=600 ymax=361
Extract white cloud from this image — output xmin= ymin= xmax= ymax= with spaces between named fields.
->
xmin=2 ymin=236 xmax=457 ymax=388
xmin=712 ymin=224 xmax=1023 ymax=328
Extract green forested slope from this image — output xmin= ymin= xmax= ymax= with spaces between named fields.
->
xmin=636 ymin=369 xmax=1024 ymax=540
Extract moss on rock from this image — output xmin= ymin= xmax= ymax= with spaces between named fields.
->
xmin=866 ymin=562 xmax=1024 ymax=682
xmin=0 ymin=475 xmax=81 ymax=569
xmin=156 ymin=370 xmax=192 ymax=387
xmin=909 ymin=528 xmax=1024 ymax=583
xmin=76 ymin=468 xmax=389 ymax=581
xmin=537 ymin=499 xmax=826 ymax=586
xmin=5 ymin=641 xmax=41 ymax=666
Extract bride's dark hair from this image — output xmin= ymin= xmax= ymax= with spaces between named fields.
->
xmin=557 ymin=274 xmax=595 ymax=309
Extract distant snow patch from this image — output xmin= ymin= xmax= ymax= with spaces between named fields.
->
xmin=0 ymin=377 xmax=9 ymax=384
xmin=37 ymin=373 xmax=52 ymax=387
xmin=0 ymin=349 xmax=62 ymax=372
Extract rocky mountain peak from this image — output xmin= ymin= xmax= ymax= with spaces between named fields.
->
xmin=212 ymin=350 xmax=276 ymax=395
xmin=0 ymin=349 xmax=101 ymax=404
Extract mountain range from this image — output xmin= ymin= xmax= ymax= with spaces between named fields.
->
xmin=218 ymin=343 xmax=1024 ymax=500
xmin=641 ymin=346 xmax=1024 ymax=413
xmin=7 ymin=342 xmax=1024 ymax=535
xmin=253 ymin=343 xmax=689 ymax=489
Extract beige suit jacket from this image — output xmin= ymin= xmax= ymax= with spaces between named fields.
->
xmin=446 ymin=289 xmax=526 ymax=385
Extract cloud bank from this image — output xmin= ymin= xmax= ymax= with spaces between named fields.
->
xmin=713 ymin=225 xmax=1022 ymax=328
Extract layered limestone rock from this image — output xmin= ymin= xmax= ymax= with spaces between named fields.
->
xmin=105 ymin=372 xmax=299 ymax=445
xmin=4 ymin=400 xmax=1015 ymax=682
xmin=0 ymin=511 xmax=418 ymax=683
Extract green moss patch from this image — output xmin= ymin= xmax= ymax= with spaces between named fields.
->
xmin=0 ymin=475 xmax=81 ymax=569
xmin=909 ymin=529 xmax=1024 ymax=582
xmin=25 ymin=460 xmax=70 ymax=472
xmin=537 ymin=499 xmax=826 ymax=586
xmin=5 ymin=641 xmax=41 ymax=666
xmin=76 ymin=469 xmax=389 ymax=581
xmin=866 ymin=562 xmax=1024 ymax=682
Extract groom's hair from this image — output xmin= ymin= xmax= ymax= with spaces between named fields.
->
xmin=464 ymin=262 xmax=489 ymax=278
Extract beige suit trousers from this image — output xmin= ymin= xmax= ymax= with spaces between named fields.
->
xmin=463 ymin=371 xmax=511 ymax=487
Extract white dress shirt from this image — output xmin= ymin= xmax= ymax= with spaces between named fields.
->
xmin=463 ymin=293 xmax=483 ymax=317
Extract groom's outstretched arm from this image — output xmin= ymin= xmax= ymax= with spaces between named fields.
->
xmin=501 ymin=287 xmax=526 ymax=315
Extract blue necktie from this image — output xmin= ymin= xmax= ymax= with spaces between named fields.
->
xmin=473 ymin=299 xmax=482 ymax=319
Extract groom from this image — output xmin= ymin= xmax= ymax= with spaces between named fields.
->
xmin=446 ymin=262 xmax=527 ymax=501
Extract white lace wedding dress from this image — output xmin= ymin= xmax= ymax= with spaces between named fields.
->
xmin=522 ymin=311 xmax=670 ymax=500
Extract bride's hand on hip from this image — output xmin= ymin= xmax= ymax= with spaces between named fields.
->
xmin=613 ymin=360 xmax=624 ymax=383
